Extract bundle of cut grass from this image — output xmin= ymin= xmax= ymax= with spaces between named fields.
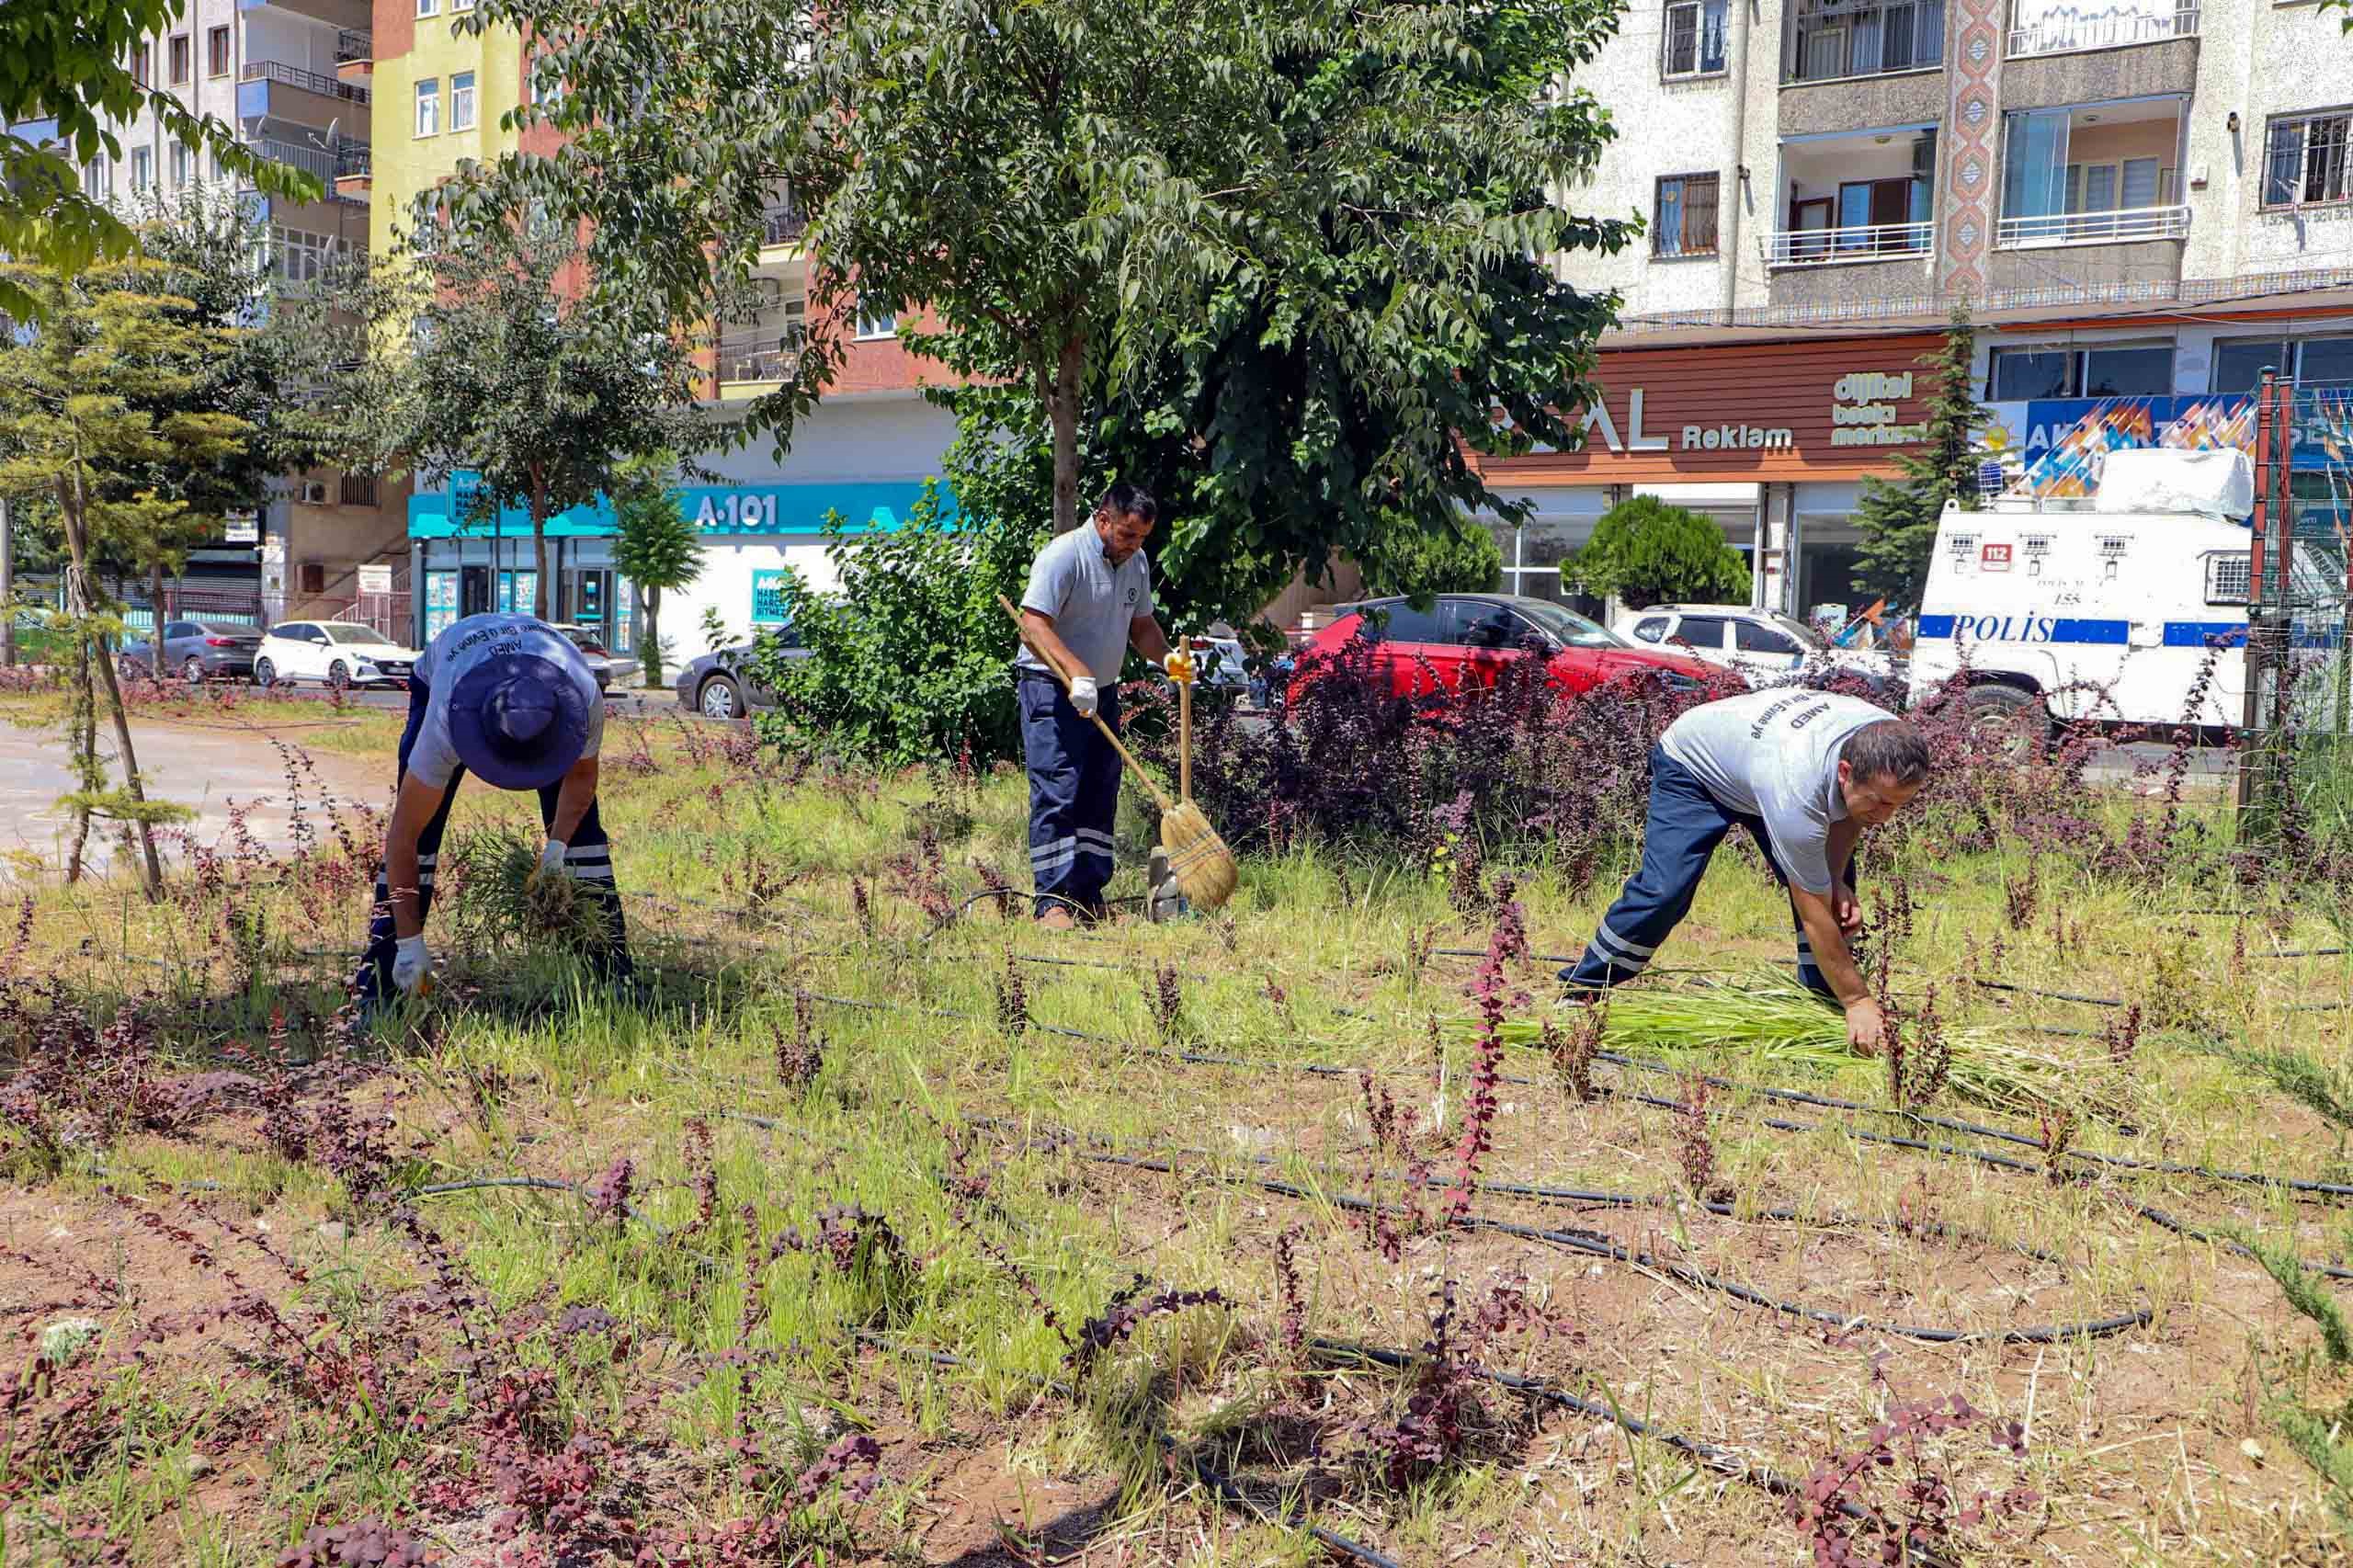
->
xmin=438 ymin=827 xmax=610 ymax=955
xmin=1495 ymin=973 xmax=2109 ymax=1121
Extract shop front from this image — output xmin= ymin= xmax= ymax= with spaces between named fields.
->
xmin=1476 ymin=334 xmax=1937 ymax=620
xmin=408 ymin=477 xmax=954 ymax=658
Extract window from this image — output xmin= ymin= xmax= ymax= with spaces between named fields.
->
xmin=449 ymin=71 xmax=476 ymax=131
xmin=2204 ymin=551 xmax=2251 ymax=606
xmin=415 ymin=77 xmax=440 ymax=136
xmin=2213 ymin=335 xmax=2353 ymax=392
xmin=1668 ymin=615 xmax=1731 ymax=651
xmin=855 ymin=300 xmax=896 ymax=339
xmin=131 ymin=42 xmax=150 ymax=87
xmin=2264 ymin=111 xmax=2352 ymax=209
xmin=1653 ymin=173 xmax=1721 ymax=256
xmin=1987 ymin=343 xmax=2174 ymax=400
xmin=340 ymin=472 xmax=379 ymax=507
xmin=1446 ymin=600 xmax=1531 ymax=650
xmin=454 ymin=0 xmax=475 ymax=9
xmin=1664 ymin=0 xmax=1730 ymax=75
xmin=417 ymin=0 xmax=439 ymax=15
xmin=1632 ymin=616 xmax=1671 ymax=643
xmin=170 ymin=142 xmax=190 ymax=189
xmin=1349 ymin=601 xmax=1446 ymax=644
xmin=1735 ymin=619 xmax=1802 ymax=654
xmin=207 ymin=25 xmax=230 ymax=76
xmin=131 ymin=146 xmax=153 ymax=192
xmin=84 ymin=155 xmax=111 ymax=199
xmin=271 ymin=226 xmax=336 ymax=285
xmin=1787 ymin=0 xmax=1944 ymax=83
xmin=169 ymin=34 xmax=190 ymax=85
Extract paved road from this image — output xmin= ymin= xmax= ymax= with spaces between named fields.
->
xmin=0 ymin=718 xmax=386 ymax=870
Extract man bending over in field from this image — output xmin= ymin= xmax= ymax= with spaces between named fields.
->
xmin=1561 ymin=689 xmax=1931 ymax=1055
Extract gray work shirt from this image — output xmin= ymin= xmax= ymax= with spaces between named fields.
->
xmin=1015 ymin=526 xmax=1155 ymax=683
xmin=406 ymin=613 xmax=604 ymax=790
xmin=1660 ymin=688 xmax=1888 ymax=894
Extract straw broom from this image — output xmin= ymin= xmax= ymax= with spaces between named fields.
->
xmin=998 ymin=595 xmax=1238 ymax=910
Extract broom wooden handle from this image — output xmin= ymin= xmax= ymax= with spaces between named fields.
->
xmin=1178 ymin=673 xmax=1191 ymax=805
xmin=998 ymin=595 xmax=1176 ymax=812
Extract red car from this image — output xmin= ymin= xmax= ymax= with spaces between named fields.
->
xmin=1293 ymin=592 xmax=1723 ymax=701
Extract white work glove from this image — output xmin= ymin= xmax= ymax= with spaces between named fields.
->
xmin=1159 ymin=648 xmax=1196 ymax=685
xmin=527 ymin=839 xmax=569 ymax=892
xmin=1068 ymin=676 xmax=1099 ymax=719
xmin=392 ymin=935 xmax=434 ymax=997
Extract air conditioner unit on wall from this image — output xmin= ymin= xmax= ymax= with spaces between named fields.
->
xmin=301 ymin=481 xmax=329 ymax=505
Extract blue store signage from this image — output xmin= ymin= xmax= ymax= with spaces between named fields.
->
xmin=408 ymin=476 xmax=954 ymax=540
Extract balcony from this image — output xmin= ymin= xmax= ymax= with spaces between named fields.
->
xmin=1997 ymin=97 xmax=2186 ymax=251
xmin=1768 ymin=126 xmax=1936 ymax=270
xmin=253 ymin=135 xmax=367 ymax=183
xmin=240 ymin=59 xmax=369 ymax=107
xmin=1784 ymin=0 xmax=1944 ymax=84
xmin=335 ymin=28 xmax=370 ymax=63
xmin=1764 ymin=219 xmax=1933 ymax=266
xmin=2007 ymin=0 xmax=2197 ymax=59
xmin=760 ymin=202 xmax=806 ymax=250
xmin=718 ymin=334 xmax=801 ymax=385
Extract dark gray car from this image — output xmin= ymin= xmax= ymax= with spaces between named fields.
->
xmin=674 ymin=629 xmax=812 ymax=719
xmin=119 ymin=618 xmax=264 ymax=683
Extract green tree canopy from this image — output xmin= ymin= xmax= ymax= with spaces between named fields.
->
xmin=1567 ymin=496 xmax=1748 ymax=610
xmin=448 ymin=0 xmax=1631 ymax=585
xmin=609 ymin=450 xmax=701 ymax=685
xmin=0 ymin=1 xmax=315 ymax=321
xmin=1852 ymin=304 xmax=1986 ymax=609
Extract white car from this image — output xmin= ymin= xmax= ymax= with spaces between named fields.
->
xmin=253 ymin=619 xmax=422 ymax=688
xmin=1619 ymin=603 xmax=1898 ymax=695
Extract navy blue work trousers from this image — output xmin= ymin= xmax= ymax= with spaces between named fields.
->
xmin=354 ymin=676 xmax=630 ymax=1004
xmin=1563 ymin=745 xmax=1851 ymax=996
xmin=1017 ymin=673 xmax=1122 ymax=919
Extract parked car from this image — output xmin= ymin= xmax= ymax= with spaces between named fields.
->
xmin=1186 ymin=631 xmax=1250 ymax=690
xmin=675 ymin=627 xmax=813 ymax=719
xmin=1618 ymin=603 xmax=1899 ymax=697
xmin=118 ymin=618 xmax=264 ymax=683
xmin=1291 ymin=593 xmax=1721 ymax=703
xmin=253 ymin=620 xmax=421 ymax=688
xmin=548 ymin=623 xmax=642 ymax=692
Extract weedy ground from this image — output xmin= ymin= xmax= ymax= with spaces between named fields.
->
xmin=4 ymin=686 xmax=2353 ymax=1566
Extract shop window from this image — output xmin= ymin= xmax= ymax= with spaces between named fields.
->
xmin=1988 ymin=343 xmax=2173 ymax=400
xmin=1663 ymin=0 xmax=1729 ymax=76
xmin=2264 ymin=110 xmax=2351 ymax=210
xmin=1654 ymin=173 xmax=1721 ymax=256
xmin=2212 ymin=335 xmax=2353 ymax=392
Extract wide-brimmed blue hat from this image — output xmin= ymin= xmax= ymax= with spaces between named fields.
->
xmin=446 ymin=626 xmax=599 ymax=790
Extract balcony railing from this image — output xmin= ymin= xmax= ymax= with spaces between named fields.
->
xmin=761 ymin=204 xmax=806 ymax=247
xmin=254 ymin=136 xmax=369 ymax=184
xmin=1763 ymin=220 xmax=1933 ymax=267
xmin=2006 ymin=4 xmax=2196 ymax=57
xmin=335 ymin=28 xmax=372 ymax=63
xmin=1996 ymin=203 xmax=2189 ymax=246
xmin=241 ymin=59 xmax=370 ymax=105
xmin=718 ymin=335 xmax=801 ymax=383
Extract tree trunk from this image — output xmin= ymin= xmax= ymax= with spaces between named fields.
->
xmin=530 ymin=472 xmax=551 ymax=619
xmin=642 ymin=585 xmax=662 ymax=687
xmin=64 ymin=631 xmax=94 ymax=884
xmin=56 ymin=472 xmax=164 ymax=897
xmin=147 ymin=555 xmax=165 ymax=629
xmin=1048 ymin=335 xmax=1084 ymax=535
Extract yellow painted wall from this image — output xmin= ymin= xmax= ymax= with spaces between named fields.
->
xmin=367 ymin=8 xmax=527 ymax=259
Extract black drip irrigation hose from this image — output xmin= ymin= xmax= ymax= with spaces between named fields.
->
xmin=1026 ymin=1131 xmax=2150 ymax=1346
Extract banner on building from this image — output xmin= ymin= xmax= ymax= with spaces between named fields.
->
xmin=751 ymin=569 xmax=793 ymax=626
xmin=1979 ymin=392 xmax=2353 ymax=502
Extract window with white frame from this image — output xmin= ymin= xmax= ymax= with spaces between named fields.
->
xmin=855 ymin=300 xmax=897 ymax=340
xmin=417 ymin=0 xmax=439 ymax=16
xmin=131 ymin=146 xmax=153 ymax=192
xmin=415 ymin=77 xmax=440 ymax=136
xmin=170 ymin=142 xmax=190 ymax=188
xmin=2264 ymin=110 xmax=2351 ymax=209
xmin=1663 ymin=0 xmax=1730 ymax=76
xmin=450 ymin=70 xmax=476 ymax=131
xmin=85 ymin=155 xmax=111 ymax=199
xmin=272 ymin=226 xmax=337 ymax=286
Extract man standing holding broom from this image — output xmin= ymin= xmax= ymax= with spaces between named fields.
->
xmin=1561 ymin=688 xmax=1932 ymax=1054
xmin=1013 ymin=483 xmax=1193 ymax=927
xmin=356 ymin=612 xmax=627 ymax=1006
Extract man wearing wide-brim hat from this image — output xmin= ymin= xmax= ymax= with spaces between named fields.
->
xmin=356 ymin=611 xmax=627 ymax=1005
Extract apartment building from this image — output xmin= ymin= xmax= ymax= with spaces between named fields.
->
xmin=370 ymin=0 xmax=959 ymax=662
xmin=1481 ymin=0 xmax=2353 ymax=621
xmin=19 ymin=0 xmax=405 ymax=630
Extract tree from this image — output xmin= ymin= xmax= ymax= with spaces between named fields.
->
xmin=0 ymin=257 xmax=230 ymax=892
xmin=389 ymin=223 xmax=710 ymax=619
xmin=449 ymin=0 xmax=1633 ymax=563
xmin=1566 ymin=496 xmax=1748 ymax=610
xmin=608 ymin=451 xmax=700 ymax=687
xmin=0 ymin=1 xmax=315 ymax=322
xmin=1852 ymin=304 xmax=1987 ymax=610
